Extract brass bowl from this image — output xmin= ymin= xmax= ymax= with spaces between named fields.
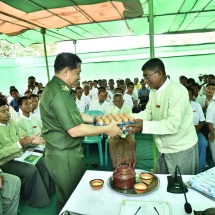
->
xmin=90 ymin=179 xmax=104 ymax=190
xmin=139 ymin=173 xmax=154 ymax=185
xmin=134 ymin=182 xmax=148 ymax=194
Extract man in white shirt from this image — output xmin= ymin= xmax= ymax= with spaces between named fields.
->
xmin=129 ymin=58 xmax=198 ymax=175
xmin=89 ymin=80 xmax=98 ymax=100
xmin=196 ymin=83 xmax=215 ymax=115
xmin=117 ymin=84 xmax=133 ymax=108
xmin=29 ymin=94 xmax=41 ymax=119
xmin=76 ymin=87 xmax=91 ymax=111
xmin=206 ymin=102 xmax=215 ymax=166
xmin=71 ymin=89 xmax=86 ymax=113
xmin=26 ymin=76 xmax=39 ymax=95
xmin=106 ymin=93 xmax=132 ymax=114
xmin=196 ymin=74 xmax=204 ymax=86
xmin=199 ymin=74 xmax=214 ymax=96
xmin=89 ymin=90 xmax=110 ymax=113
xmin=187 ymin=87 xmax=208 ymax=172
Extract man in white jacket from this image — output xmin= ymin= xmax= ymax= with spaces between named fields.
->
xmin=129 ymin=58 xmax=198 ymax=175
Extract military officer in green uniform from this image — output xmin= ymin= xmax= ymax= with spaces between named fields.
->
xmin=40 ymin=53 xmax=122 ymax=214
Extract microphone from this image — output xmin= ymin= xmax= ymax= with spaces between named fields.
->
xmin=177 ymin=165 xmax=192 ymax=214
xmin=167 ymin=165 xmax=192 ymax=214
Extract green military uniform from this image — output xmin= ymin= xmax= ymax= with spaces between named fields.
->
xmin=40 ymin=76 xmax=85 ymax=213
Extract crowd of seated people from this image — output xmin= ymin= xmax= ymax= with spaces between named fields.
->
xmin=1 ymin=73 xmax=215 ymax=213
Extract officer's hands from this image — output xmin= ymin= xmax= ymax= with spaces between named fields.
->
xmin=106 ymin=121 xmax=122 ymax=137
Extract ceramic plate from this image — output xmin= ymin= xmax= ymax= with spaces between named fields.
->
xmin=107 ymin=170 xmax=160 ymax=196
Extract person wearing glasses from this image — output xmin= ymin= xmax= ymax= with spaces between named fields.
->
xmin=128 ymin=58 xmax=198 ymax=175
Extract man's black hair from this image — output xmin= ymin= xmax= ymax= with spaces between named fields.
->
xmin=29 ymin=94 xmax=38 ymax=100
xmin=10 ymin=88 xmax=18 ymax=95
xmin=127 ymin=82 xmax=134 ymax=87
xmin=54 ymin=52 xmax=82 ymax=73
xmin=114 ymin=87 xmax=123 ymax=94
xmin=191 ymin=83 xmax=201 ymax=90
xmin=0 ymin=99 xmax=7 ymax=107
xmin=186 ymin=87 xmax=194 ymax=95
xmin=18 ymin=96 xmax=29 ymax=106
xmin=206 ymin=83 xmax=215 ymax=88
xmin=187 ymin=78 xmax=195 ymax=84
xmin=142 ymin=58 xmax=166 ymax=75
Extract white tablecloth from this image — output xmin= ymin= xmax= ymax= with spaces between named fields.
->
xmin=60 ymin=170 xmax=214 ymax=215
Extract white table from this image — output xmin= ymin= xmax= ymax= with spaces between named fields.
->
xmin=60 ymin=170 xmax=214 ymax=215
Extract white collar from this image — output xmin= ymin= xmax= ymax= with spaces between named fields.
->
xmin=154 ymin=78 xmax=170 ymax=93
xmin=20 ymin=112 xmax=32 ymax=120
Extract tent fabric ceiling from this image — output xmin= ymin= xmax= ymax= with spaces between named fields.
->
xmin=0 ymin=0 xmax=215 ymax=47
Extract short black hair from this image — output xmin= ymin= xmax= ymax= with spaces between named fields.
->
xmin=142 ymin=58 xmax=166 ymax=75
xmin=54 ymin=53 xmax=82 ymax=73
xmin=114 ymin=87 xmax=123 ymax=94
xmin=10 ymin=88 xmax=18 ymax=95
xmin=18 ymin=96 xmax=29 ymax=106
xmin=29 ymin=94 xmax=38 ymax=100
xmin=127 ymin=82 xmax=134 ymax=87
xmin=0 ymin=99 xmax=7 ymax=107
xmin=186 ymin=87 xmax=194 ymax=95
xmin=37 ymin=90 xmax=43 ymax=95
xmin=191 ymin=83 xmax=201 ymax=90
xmin=75 ymin=87 xmax=82 ymax=91
xmin=187 ymin=78 xmax=195 ymax=84
xmin=206 ymin=83 xmax=215 ymax=88
xmin=28 ymin=76 xmax=35 ymax=80
xmin=113 ymin=93 xmax=123 ymax=99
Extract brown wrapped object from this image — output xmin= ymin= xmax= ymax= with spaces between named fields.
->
xmin=109 ymin=134 xmax=137 ymax=169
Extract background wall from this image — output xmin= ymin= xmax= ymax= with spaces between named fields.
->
xmin=0 ymin=53 xmax=214 ymax=95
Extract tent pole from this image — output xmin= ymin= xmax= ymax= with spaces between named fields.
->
xmin=73 ymin=40 xmax=77 ymax=54
xmin=149 ymin=0 xmax=158 ymax=173
xmin=148 ymin=0 xmax=155 ymax=58
xmin=41 ymin=28 xmax=50 ymax=81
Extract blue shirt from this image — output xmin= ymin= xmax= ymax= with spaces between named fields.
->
xmin=10 ymin=99 xmax=19 ymax=112
xmin=138 ymin=88 xmax=150 ymax=104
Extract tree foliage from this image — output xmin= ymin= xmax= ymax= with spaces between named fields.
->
xmin=0 ymin=41 xmax=57 ymax=57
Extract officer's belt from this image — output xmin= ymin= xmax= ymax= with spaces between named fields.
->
xmin=46 ymin=142 xmax=80 ymax=151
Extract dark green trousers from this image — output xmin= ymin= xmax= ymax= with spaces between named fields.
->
xmin=45 ymin=145 xmax=85 ymax=214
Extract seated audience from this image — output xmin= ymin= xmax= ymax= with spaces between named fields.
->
xmin=138 ymin=79 xmax=150 ymax=110
xmin=29 ymin=94 xmax=40 ymax=119
xmin=106 ymin=79 xmax=115 ymax=94
xmin=206 ymin=102 xmax=215 ymax=166
xmin=114 ymin=87 xmax=133 ymax=109
xmin=0 ymin=169 xmax=21 ymax=215
xmin=134 ymin=77 xmax=141 ymax=90
xmin=17 ymin=96 xmax=45 ymax=145
xmin=27 ymin=76 xmax=39 ymax=95
xmin=24 ymin=90 xmax=32 ymax=98
xmin=76 ymin=87 xmax=90 ymax=111
xmin=196 ymin=83 xmax=215 ymax=115
xmin=71 ymin=90 xmax=85 ymax=113
xmin=191 ymin=83 xmax=201 ymax=101
xmin=89 ymin=89 xmax=110 ymax=113
xmin=9 ymin=88 xmax=20 ymax=113
xmin=187 ymin=87 xmax=208 ymax=172
xmin=106 ymin=93 xmax=132 ymax=114
xmin=179 ymin=75 xmax=187 ymax=87
xmin=0 ymin=95 xmax=19 ymax=122
xmin=126 ymin=82 xmax=139 ymax=113
xmin=199 ymin=74 xmax=214 ymax=96
xmin=0 ymin=99 xmax=55 ymax=207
